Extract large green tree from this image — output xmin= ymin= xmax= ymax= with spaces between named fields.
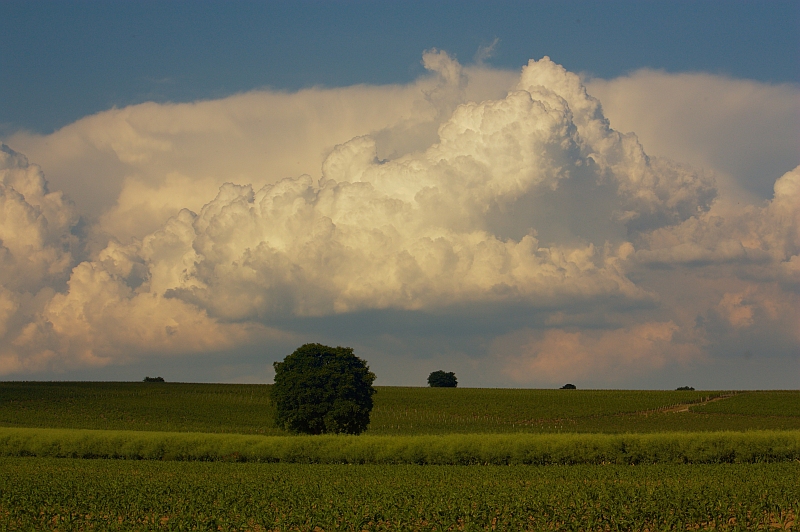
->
xmin=272 ymin=343 xmax=376 ymax=435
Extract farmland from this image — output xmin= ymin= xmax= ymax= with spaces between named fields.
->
xmin=1 ymin=458 xmax=798 ymax=530
xmin=0 ymin=383 xmax=798 ymax=530
xmin=2 ymin=382 xmax=799 ymax=435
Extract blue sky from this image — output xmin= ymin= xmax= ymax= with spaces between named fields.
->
xmin=0 ymin=2 xmax=798 ymax=388
xmin=2 ymin=1 xmax=798 ymax=134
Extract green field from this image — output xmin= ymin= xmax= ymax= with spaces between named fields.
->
xmin=691 ymin=391 xmax=800 ymax=417
xmin=1 ymin=383 xmax=798 ymax=530
xmin=2 ymin=382 xmax=799 ymax=435
xmin=1 ymin=458 xmax=797 ymax=531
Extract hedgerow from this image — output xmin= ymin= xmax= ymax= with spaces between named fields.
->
xmin=1 ymin=427 xmax=797 ymax=465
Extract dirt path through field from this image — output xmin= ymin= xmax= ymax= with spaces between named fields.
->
xmin=662 ymin=392 xmax=740 ymax=413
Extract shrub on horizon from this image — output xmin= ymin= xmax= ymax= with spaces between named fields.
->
xmin=428 ymin=371 xmax=457 ymax=388
xmin=560 ymin=383 xmax=577 ymax=389
xmin=143 ymin=376 xmax=165 ymax=382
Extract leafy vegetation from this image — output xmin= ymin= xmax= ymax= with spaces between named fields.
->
xmin=427 ymin=370 xmax=457 ymax=387
xmin=1 ymin=457 xmax=797 ymax=530
xmin=1 ymin=427 xmax=797 ymax=464
xmin=272 ymin=344 xmax=376 ymax=435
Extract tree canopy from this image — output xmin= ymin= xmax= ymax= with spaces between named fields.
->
xmin=428 ymin=370 xmax=457 ymax=388
xmin=272 ymin=343 xmax=376 ymax=435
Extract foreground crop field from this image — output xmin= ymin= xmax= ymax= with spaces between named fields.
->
xmin=1 ymin=383 xmax=798 ymax=530
xmin=1 ymin=458 xmax=798 ymax=531
xmin=2 ymin=382 xmax=799 ymax=435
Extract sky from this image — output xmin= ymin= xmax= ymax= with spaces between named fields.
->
xmin=1 ymin=1 xmax=798 ymax=389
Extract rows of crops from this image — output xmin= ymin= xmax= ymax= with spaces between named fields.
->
xmin=3 ymin=382 xmax=798 ymax=435
xmin=691 ymin=391 xmax=800 ymax=417
xmin=0 ymin=382 xmax=278 ymax=435
xmin=1 ymin=384 xmax=798 ymax=530
xmin=1 ymin=457 xmax=796 ymax=531
xmin=368 ymin=388 xmax=731 ymax=434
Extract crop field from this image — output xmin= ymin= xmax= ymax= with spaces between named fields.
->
xmin=2 ymin=382 xmax=799 ymax=435
xmin=1 ymin=458 xmax=797 ymax=531
xmin=0 ymin=382 xmax=278 ymax=435
xmin=1 ymin=383 xmax=798 ymax=530
xmin=690 ymin=391 xmax=800 ymax=417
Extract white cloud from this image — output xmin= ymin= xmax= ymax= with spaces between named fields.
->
xmin=635 ymin=165 xmax=799 ymax=278
xmin=587 ymin=71 xmax=800 ymax=202
xmin=0 ymin=146 xmax=78 ymax=290
xmin=0 ymin=54 xmax=797 ymax=385
xmin=4 ymin=52 xmax=516 ymax=242
xmin=149 ymin=57 xmax=716 ymax=324
xmin=0 ymin=146 xmax=79 ymax=373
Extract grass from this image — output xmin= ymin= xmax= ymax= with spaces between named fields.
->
xmin=2 ymin=382 xmax=798 ymax=435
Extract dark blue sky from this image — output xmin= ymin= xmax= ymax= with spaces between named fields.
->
xmin=2 ymin=0 xmax=798 ymax=135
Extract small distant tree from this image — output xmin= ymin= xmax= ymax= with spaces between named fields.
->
xmin=272 ymin=343 xmax=376 ymax=435
xmin=676 ymin=386 xmax=695 ymax=391
xmin=427 ymin=370 xmax=457 ymax=388
xmin=560 ymin=383 xmax=577 ymax=389
xmin=143 ymin=376 xmax=165 ymax=382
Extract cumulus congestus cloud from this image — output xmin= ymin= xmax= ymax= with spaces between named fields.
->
xmin=145 ymin=57 xmax=710 ymax=320
xmin=1 ymin=54 xmax=797 ymax=385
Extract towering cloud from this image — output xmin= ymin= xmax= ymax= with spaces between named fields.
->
xmin=0 ymin=146 xmax=78 ymax=372
xmin=0 ymin=54 xmax=797 ymax=386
